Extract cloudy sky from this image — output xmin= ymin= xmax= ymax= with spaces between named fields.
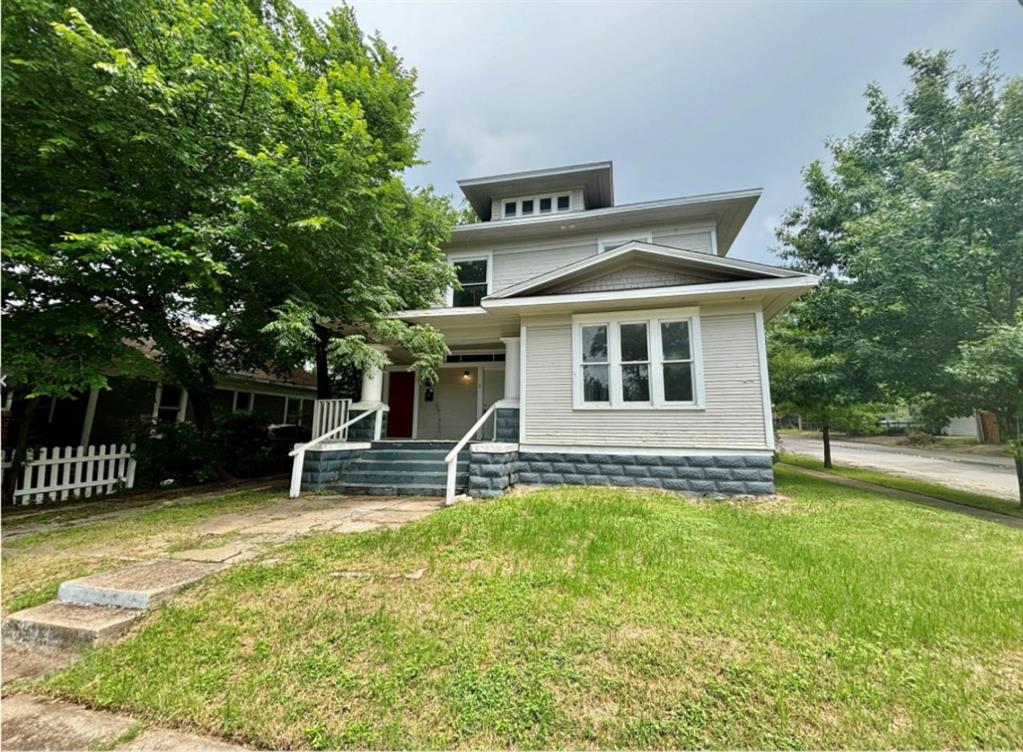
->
xmin=297 ymin=0 xmax=1021 ymax=264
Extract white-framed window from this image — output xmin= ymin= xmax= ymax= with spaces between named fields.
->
xmin=572 ymin=307 xmax=704 ymax=410
xmin=598 ymin=231 xmax=653 ymax=253
xmin=445 ymin=252 xmax=492 ymax=307
xmin=501 ymin=193 xmax=573 ymax=219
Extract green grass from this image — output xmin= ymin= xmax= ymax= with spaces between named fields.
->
xmin=2 ymin=488 xmax=285 ymax=614
xmin=779 ymin=452 xmax=1022 ymax=518
xmin=42 ymin=471 xmax=1023 ymax=749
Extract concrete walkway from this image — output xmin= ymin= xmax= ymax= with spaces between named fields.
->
xmin=781 ymin=463 xmax=1023 ymax=529
xmin=780 ymin=435 xmax=1019 ymax=500
xmin=2 ymin=492 xmax=445 ymax=750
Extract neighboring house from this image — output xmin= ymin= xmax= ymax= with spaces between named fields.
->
xmin=300 ymin=161 xmax=818 ymax=499
xmin=2 ymin=369 xmax=317 ymax=450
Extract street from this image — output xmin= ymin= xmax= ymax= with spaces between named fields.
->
xmin=780 ymin=434 xmax=1019 ymax=501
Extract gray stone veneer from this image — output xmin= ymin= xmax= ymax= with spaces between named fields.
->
xmin=300 ymin=446 xmax=367 ymax=490
xmin=468 ymin=449 xmax=774 ymax=497
xmin=468 ymin=448 xmax=519 ymax=499
xmin=346 ymin=410 xmax=388 ymax=441
xmin=494 ymin=408 xmax=520 ymax=442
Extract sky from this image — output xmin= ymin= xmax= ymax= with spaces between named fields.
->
xmin=297 ymin=0 xmax=1022 ymax=264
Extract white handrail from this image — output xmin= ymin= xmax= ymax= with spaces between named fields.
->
xmin=444 ymin=403 xmax=498 ymax=505
xmin=289 ymin=405 xmax=384 ymax=498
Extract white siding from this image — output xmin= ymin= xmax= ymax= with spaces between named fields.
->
xmin=464 ymin=224 xmax=715 ymax=297
xmin=522 ymin=308 xmax=767 ymax=449
xmin=552 ymin=264 xmax=726 ymax=294
xmin=415 ymin=368 xmax=478 ymax=440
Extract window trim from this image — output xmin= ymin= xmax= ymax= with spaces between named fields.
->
xmin=571 ymin=307 xmax=704 ymax=410
xmin=598 ymin=231 xmax=653 ymax=253
xmin=445 ymin=251 xmax=493 ymax=307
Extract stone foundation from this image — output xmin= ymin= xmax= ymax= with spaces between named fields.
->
xmin=300 ymin=445 xmax=368 ymax=490
xmin=467 ymin=446 xmax=774 ymax=497
xmin=494 ymin=408 xmax=520 ymax=442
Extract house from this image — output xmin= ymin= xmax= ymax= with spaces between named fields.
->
xmin=297 ymin=162 xmax=818 ymax=499
xmin=2 ymin=369 xmax=318 ymax=450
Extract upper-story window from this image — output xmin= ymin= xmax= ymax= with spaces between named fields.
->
xmin=501 ymin=193 xmax=572 ymax=219
xmin=447 ymin=253 xmax=491 ymax=307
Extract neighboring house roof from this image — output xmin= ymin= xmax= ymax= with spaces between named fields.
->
xmin=458 ymin=161 xmax=614 ymax=220
xmin=446 ymin=188 xmax=762 ymax=256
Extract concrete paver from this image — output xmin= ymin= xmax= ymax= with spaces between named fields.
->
xmin=1 ymin=695 xmax=137 ymax=751
xmin=3 ymin=602 xmax=142 ymax=650
xmin=58 ymin=560 xmax=222 ymax=610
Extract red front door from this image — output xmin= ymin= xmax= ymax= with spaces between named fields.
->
xmin=387 ymin=372 xmax=415 ymax=438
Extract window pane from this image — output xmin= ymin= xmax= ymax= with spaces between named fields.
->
xmin=159 ymin=386 xmax=182 ymax=408
xmin=453 ymin=284 xmax=486 ymax=307
xmin=521 ymin=199 xmax=534 ymax=215
xmin=504 ymin=202 xmax=516 ymax=217
xmin=581 ymin=325 xmax=607 ymax=362
xmin=660 ymin=321 xmax=691 ymax=360
xmin=539 ymin=197 xmax=552 ymax=213
xmin=456 ymin=259 xmax=487 ymax=284
xmin=663 ymin=362 xmax=694 ymax=402
xmin=621 ymin=364 xmax=650 ymax=402
xmin=583 ymin=365 xmax=609 ymax=402
xmin=557 ymin=195 xmax=570 ymax=210
xmin=619 ymin=323 xmax=648 ymax=362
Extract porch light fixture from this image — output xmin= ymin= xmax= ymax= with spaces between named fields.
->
xmin=462 ymin=370 xmax=472 ymax=382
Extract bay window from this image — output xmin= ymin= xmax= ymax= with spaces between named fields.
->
xmin=572 ymin=309 xmax=703 ymax=409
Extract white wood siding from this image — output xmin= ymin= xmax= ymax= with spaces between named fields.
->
xmin=415 ymin=367 xmax=479 ymax=440
xmin=522 ymin=308 xmax=767 ymax=449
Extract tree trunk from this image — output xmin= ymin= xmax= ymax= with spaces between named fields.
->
xmin=314 ymin=325 xmax=332 ymax=399
xmin=822 ymin=420 xmax=832 ymax=469
xmin=1014 ymin=453 xmax=1023 ymax=509
xmin=2 ymin=393 xmax=39 ymax=507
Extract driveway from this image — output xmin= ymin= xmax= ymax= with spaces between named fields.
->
xmin=780 ymin=435 xmax=1019 ymax=500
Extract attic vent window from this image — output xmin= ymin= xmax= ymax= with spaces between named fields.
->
xmin=501 ymin=193 xmax=573 ymax=219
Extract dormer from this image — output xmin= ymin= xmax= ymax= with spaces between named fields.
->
xmin=457 ymin=161 xmax=614 ymax=222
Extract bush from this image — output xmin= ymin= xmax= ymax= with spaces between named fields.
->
xmin=130 ymin=420 xmax=216 ymax=488
xmin=905 ymin=430 xmax=935 ymax=447
xmin=130 ymin=411 xmax=290 ymax=489
xmin=212 ymin=411 xmax=290 ymax=478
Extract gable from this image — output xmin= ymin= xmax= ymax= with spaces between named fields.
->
xmin=544 ymin=260 xmax=739 ymax=295
xmin=488 ymin=241 xmax=801 ymax=300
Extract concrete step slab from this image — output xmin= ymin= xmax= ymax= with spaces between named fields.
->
xmin=1 ymin=694 xmax=138 ymax=751
xmin=331 ymin=482 xmax=457 ymax=497
xmin=58 ymin=559 xmax=221 ymax=610
xmin=3 ymin=602 xmax=142 ymax=650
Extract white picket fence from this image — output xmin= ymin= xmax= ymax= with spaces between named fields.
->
xmin=1 ymin=444 xmax=136 ymax=505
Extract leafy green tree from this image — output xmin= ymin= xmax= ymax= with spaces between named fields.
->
xmin=2 ymin=0 xmax=455 ymax=498
xmin=768 ymin=297 xmax=877 ymax=467
xmin=776 ymin=50 xmax=1023 ymax=502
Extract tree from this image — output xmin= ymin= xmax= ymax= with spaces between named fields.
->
xmin=776 ymin=50 xmax=1023 ymax=503
xmin=768 ymin=295 xmax=877 ymax=468
xmin=2 ymin=0 xmax=455 ymax=496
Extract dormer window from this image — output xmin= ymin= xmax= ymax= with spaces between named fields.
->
xmin=500 ymin=193 xmax=573 ymax=219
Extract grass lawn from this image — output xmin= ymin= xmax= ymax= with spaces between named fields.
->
xmin=779 ymin=452 xmax=1022 ymax=518
xmin=1 ymin=488 xmax=286 ymax=614
xmin=41 ymin=468 xmax=1023 ymax=749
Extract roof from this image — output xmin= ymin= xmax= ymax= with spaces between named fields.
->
xmin=446 ymin=188 xmax=762 ymax=257
xmin=487 ymin=241 xmax=805 ymax=299
xmin=458 ymin=161 xmax=614 ymax=221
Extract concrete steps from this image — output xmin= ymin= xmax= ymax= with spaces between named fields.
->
xmin=2 ymin=602 xmax=142 ymax=650
xmin=329 ymin=441 xmax=470 ymax=497
xmin=3 ymin=559 xmax=222 ymax=651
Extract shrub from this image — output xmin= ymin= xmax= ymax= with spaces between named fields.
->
xmin=212 ymin=411 xmax=289 ymax=478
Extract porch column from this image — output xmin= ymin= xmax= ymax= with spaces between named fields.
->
xmin=359 ymin=345 xmax=391 ymax=404
xmin=500 ymin=337 xmax=521 ymax=402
